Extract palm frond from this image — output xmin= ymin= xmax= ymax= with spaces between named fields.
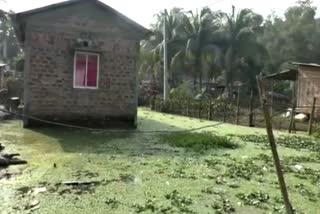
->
xmin=202 ymin=45 xmax=223 ymax=66
xmin=170 ymin=50 xmax=185 ymax=70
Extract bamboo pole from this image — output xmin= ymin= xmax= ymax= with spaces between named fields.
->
xmin=257 ymin=75 xmax=294 ymax=214
xmin=308 ymin=97 xmax=317 ymax=135
xmin=270 ymin=80 xmax=274 ymax=116
xmin=163 ymin=11 xmax=169 ymax=102
xmin=288 ymin=81 xmax=297 ymax=134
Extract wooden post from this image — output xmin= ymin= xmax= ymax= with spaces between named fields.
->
xmin=270 ymin=80 xmax=274 ymax=116
xmin=257 ymin=75 xmax=294 ymax=214
xmin=308 ymin=97 xmax=317 ymax=135
xmin=236 ymin=86 xmax=240 ymax=125
xmin=288 ymin=101 xmax=296 ymax=134
xmin=289 ymin=82 xmax=297 ymax=134
xmin=249 ymin=90 xmax=254 ymax=127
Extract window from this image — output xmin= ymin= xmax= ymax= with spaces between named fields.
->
xmin=73 ymin=52 xmax=99 ymax=89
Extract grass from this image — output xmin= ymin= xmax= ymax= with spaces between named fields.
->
xmin=0 ymin=108 xmax=319 ymax=213
xmin=163 ymin=132 xmax=238 ymax=152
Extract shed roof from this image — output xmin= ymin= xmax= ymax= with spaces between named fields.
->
xmin=263 ymin=69 xmax=298 ymax=81
xmin=11 ymin=0 xmax=149 ymax=43
xmin=292 ymin=62 xmax=320 ymax=68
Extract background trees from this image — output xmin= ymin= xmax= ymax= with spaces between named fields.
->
xmin=0 ymin=0 xmax=319 ymax=96
xmin=183 ymin=8 xmax=222 ymax=91
xmin=139 ymin=0 xmax=320 ymax=97
xmin=0 ymin=9 xmax=20 ymax=67
xmin=261 ymin=0 xmax=320 ymax=71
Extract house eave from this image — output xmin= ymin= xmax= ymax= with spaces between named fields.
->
xmin=11 ymin=0 xmax=149 ymax=44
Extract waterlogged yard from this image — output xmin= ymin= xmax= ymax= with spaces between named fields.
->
xmin=1 ymin=108 xmax=320 ymax=214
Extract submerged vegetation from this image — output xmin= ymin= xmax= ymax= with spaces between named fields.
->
xmin=0 ymin=109 xmax=320 ymax=213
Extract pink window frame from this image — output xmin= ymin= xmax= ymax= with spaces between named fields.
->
xmin=73 ymin=51 xmax=100 ymax=89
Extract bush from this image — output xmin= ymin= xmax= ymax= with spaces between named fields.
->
xmin=169 ymin=81 xmax=194 ymax=101
xmin=313 ymin=126 xmax=320 ymax=139
xmin=163 ymin=132 xmax=238 ymax=152
xmin=14 ymin=53 xmax=25 ymax=72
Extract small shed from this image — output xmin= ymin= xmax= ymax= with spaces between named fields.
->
xmin=11 ymin=0 xmax=148 ymax=127
xmin=264 ymin=62 xmax=320 ymax=118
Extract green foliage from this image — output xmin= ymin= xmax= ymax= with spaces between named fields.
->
xmin=261 ymin=0 xmax=320 ymax=73
xmin=211 ymin=198 xmax=236 ymax=213
xmin=132 ymin=190 xmax=195 ymax=213
xmin=169 ymin=81 xmax=194 ymax=100
xmin=294 ymin=183 xmax=318 ymax=202
xmin=0 ymin=10 xmax=21 ymax=65
xmin=230 ymin=134 xmax=320 ymax=152
xmin=105 ymin=197 xmax=121 ymax=209
xmin=140 ymin=1 xmax=320 ymax=97
xmin=312 ymin=126 xmax=320 ymax=139
xmin=140 ymin=6 xmax=268 ymax=93
xmin=226 ymin=159 xmax=264 ymax=180
xmin=228 ymin=134 xmax=268 ymax=144
xmin=163 ymin=132 xmax=238 ymax=152
xmin=14 ymin=53 xmax=24 ymax=72
xmin=236 ymin=191 xmax=270 ymax=209
xmin=278 ymin=135 xmax=320 ymax=152
xmin=165 ymin=190 xmax=193 ymax=208
xmin=2 ymin=110 xmax=320 ymax=213
xmin=132 ymin=198 xmax=159 ymax=213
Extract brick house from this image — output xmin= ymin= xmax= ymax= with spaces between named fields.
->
xmin=11 ymin=0 xmax=148 ymax=127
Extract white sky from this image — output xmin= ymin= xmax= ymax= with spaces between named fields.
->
xmin=1 ymin=0 xmax=319 ymax=27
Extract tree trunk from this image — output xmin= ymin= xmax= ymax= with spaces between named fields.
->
xmin=195 ymin=56 xmax=202 ymax=92
xmin=225 ymin=46 xmax=234 ymax=98
xmin=193 ymin=74 xmax=197 ymax=92
xmin=199 ymin=73 xmax=203 ymax=92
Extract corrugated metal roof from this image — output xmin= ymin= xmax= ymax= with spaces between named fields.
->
xmin=291 ymin=62 xmax=320 ymax=68
xmin=263 ymin=69 xmax=298 ymax=81
xmin=11 ymin=0 xmax=149 ymax=43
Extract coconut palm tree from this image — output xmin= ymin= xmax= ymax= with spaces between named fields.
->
xmin=220 ymin=7 xmax=266 ymax=94
xmin=140 ymin=8 xmax=187 ymax=89
xmin=182 ymin=7 xmax=222 ymax=91
xmin=0 ymin=10 xmax=20 ymax=64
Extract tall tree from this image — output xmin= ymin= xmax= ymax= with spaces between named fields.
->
xmin=220 ymin=7 xmax=265 ymax=93
xmin=140 ymin=8 xmax=186 ymax=89
xmin=261 ymin=0 xmax=320 ymax=72
xmin=183 ymin=7 xmax=222 ymax=91
xmin=0 ymin=8 xmax=20 ymax=65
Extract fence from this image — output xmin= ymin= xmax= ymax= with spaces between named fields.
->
xmin=148 ymin=96 xmax=320 ymax=134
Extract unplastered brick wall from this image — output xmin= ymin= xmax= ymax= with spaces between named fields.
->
xmin=25 ymin=25 xmax=138 ymax=121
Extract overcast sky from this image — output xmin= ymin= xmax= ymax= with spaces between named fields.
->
xmin=1 ymin=0 xmax=319 ymax=27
